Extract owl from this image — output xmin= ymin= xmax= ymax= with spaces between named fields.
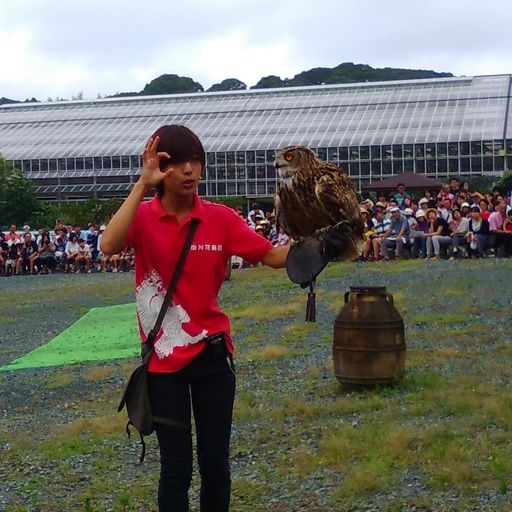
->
xmin=274 ymin=145 xmax=364 ymax=260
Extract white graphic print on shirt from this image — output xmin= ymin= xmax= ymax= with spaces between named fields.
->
xmin=136 ymin=270 xmax=207 ymax=359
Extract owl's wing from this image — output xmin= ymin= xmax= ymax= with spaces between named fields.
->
xmin=314 ymin=174 xmax=350 ymax=223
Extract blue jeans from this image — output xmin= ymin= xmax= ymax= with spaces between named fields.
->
xmin=148 ymin=342 xmax=236 ymax=512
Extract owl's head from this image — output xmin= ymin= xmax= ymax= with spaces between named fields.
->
xmin=274 ymin=146 xmax=320 ymax=180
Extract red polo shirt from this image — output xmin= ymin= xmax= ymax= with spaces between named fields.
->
xmin=126 ymin=194 xmax=273 ymax=373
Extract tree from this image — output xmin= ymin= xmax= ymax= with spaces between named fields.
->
xmin=142 ymin=74 xmax=204 ymax=95
xmin=250 ymin=75 xmax=287 ymax=89
xmin=207 ymin=78 xmax=247 ymax=92
xmin=493 ymin=171 xmax=512 ymax=195
xmin=0 ymin=156 xmax=42 ymax=227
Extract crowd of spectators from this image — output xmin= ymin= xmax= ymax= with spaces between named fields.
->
xmin=0 ymin=221 xmax=135 ymax=277
xmin=2 ymin=181 xmax=511 ymax=277
xmin=358 ymin=178 xmax=512 ymax=261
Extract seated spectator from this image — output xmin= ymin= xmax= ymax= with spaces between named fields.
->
xmin=54 ymin=227 xmax=68 ymax=264
xmin=425 ymin=209 xmax=451 ymax=259
xmin=7 ymin=224 xmax=21 ymax=243
xmin=465 ymin=206 xmax=491 ymax=258
xmin=109 ymin=252 xmax=122 ymax=272
xmin=421 ymin=190 xmax=437 ymax=209
xmin=460 ymin=202 xmax=471 ymax=218
xmin=488 ymin=202 xmax=509 ymax=257
xmin=120 ymin=246 xmax=135 ymax=272
xmin=274 ymin=227 xmax=290 ymax=247
xmin=449 ymin=208 xmax=470 ymax=259
xmin=0 ymin=233 xmax=7 ymax=274
xmin=360 ymin=207 xmax=375 ymax=260
xmin=410 ymin=210 xmax=429 ymax=258
xmin=5 ymin=234 xmax=20 ymax=277
xmin=369 ymin=207 xmax=391 ymax=261
xmin=438 ymin=197 xmax=453 ymax=223
xmin=21 ymin=225 xmax=33 ymax=241
xmin=479 ymin=199 xmax=491 ymax=221
xmin=502 ymin=209 xmax=512 ymax=256
xmin=382 ymin=207 xmax=411 ymax=259
xmin=35 ymin=233 xmax=57 ymax=274
xmin=64 ymin=233 xmax=80 ymax=272
xmin=16 ymin=233 xmax=38 ymax=274
xmin=75 ymin=238 xmax=92 ymax=273
xmin=437 ymin=184 xmax=455 ymax=208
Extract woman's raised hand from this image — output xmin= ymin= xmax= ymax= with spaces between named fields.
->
xmin=139 ymin=136 xmax=174 ymax=189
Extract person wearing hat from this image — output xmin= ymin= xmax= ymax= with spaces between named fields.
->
xmin=449 ymin=208 xmax=470 ymax=258
xmin=465 ymin=205 xmax=491 ymax=258
xmin=410 ymin=210 xmax=429 ymax=258
xmin=382 ymin=206 xmax=411 ymax=259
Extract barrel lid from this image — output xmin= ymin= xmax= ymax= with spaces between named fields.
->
xmin=349 ymin=286 xmax=387 ymax=294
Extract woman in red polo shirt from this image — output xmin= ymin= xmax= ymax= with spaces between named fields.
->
xmin=101 ymin=125 xmax=289 ymax=512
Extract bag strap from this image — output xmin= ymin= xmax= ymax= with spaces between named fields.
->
xmin=144 ymin=218 xmax=200 ymax=356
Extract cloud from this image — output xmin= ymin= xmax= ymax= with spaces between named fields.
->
xmin=0 ymin=0 xmax=510 ymax=100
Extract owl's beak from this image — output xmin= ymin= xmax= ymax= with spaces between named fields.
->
xmin=274 ymin=161 xmax=281 ymax=170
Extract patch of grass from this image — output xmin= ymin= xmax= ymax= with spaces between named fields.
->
xmin=244 ymin=344 xmax=291 ymax=361
xmin=281 ymin=321 xmax=319 ymax=342
xmin=410 ymin=311 xmax=475 ymax=325
xmin=229 ymin=301 xmax=303 ymax=322
xmin=47 ymin=371 xmax=75 ymax=389
xmin=83 ymin=365 xmax=116 ymax=382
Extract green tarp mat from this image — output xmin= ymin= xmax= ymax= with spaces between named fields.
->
xmin=0 ymin=303 xmax=140 ymax=372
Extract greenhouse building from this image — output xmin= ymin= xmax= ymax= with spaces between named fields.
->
xmin=0 ymin=73 xmax=511 ymax=202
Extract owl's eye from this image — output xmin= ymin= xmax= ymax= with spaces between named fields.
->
xmin=285 ymin=153 xmax=293 ymax=162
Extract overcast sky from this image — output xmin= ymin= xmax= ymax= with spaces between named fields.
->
xmin=0 ymin=0 xmax=510 ymax=101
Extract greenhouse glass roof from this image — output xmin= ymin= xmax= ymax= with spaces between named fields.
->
xmin=0 ymin=74 xmax=511 ymax=161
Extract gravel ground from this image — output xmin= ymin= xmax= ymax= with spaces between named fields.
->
xmin=1 ymin=259 xmax=512 ymax=511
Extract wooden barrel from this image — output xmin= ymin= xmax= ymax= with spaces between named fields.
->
xmin=333 ymin=286 xmax=405 ymax=385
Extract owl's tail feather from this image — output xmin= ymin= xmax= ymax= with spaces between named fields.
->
xmin=316 ymin=221 xmax=362 ymax=262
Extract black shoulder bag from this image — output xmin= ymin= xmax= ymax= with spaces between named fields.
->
xmin=118 ymin=218 xmax=199 ymax=463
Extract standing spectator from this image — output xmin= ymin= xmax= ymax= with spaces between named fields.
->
xmin=449 ymin=177 xmax=460 ymax=196
xmin=248 ymin=202 xmax=265 ymax=228
xmin=394 ymin=183 xmax=412 ymax=209
xmin=466 ymin=206 xmax=491 ymax=258
xmin=488 ymin=202 xmax=509 ymax=257
xmin=425 ymin=209 xmax=451 ymax=259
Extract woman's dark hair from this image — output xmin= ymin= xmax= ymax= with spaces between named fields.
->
xmin=69 ymin=233 xmax=77 ymax=241
xmin=149 ymin=125 xmax=206 ymax=197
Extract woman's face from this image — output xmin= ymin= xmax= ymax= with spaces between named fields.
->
xmin=479 ymin=201 xmax=487 ymax=211
xmin=161 ymin=159 xmax=202 ymax=198
xmin=427 ymin=212 xmax=437 ymax=222
xmin=453 ymin=210 xmax=461 ymax=221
